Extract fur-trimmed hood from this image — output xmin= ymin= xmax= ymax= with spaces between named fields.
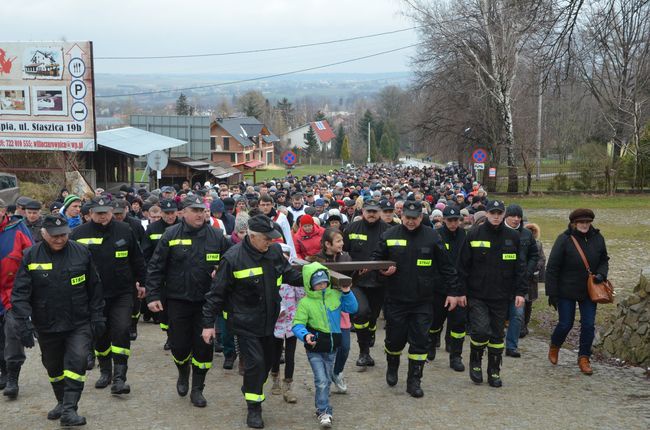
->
xmin=524 ymin=222 xmax=541 ymax=239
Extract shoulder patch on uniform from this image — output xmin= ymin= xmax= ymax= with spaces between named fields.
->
xmin=505 ymin=239 xmax=513 ymax=246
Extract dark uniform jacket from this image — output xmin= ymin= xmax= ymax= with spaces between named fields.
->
xmin=70 ymin=220 xmax=146 ymax=298
xmin=24 ymin=217 xmax=43 ymax=243
xmin=11 ymin=240 xmax=104 ymax=333
xmin=372 ymin=223 xmax=460 ymax=303
xmin=146 ymin=220 xmax=230 ymax=303
xmin=343 ymin=218 xmax=389 ymax=288
xmin=510 ymin=223 xmax=540 ymax=279
xmin=436 ymin=224 xmax=466 ymax=267
xmin=202 ymin=237 xmax=303 ymax=337
xmin=545 ymin=225 xmax=609 ymax=301
xmin=141 ymin=218 xmax=179 ymax=262
xmin=459 ymin=221 xmax=527 ymax=300
xmin=122 ymin=215 xmax=145 ymax=244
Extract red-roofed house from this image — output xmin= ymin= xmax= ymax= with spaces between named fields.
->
xmin=281 ymin=120 xmax=337 ymax=152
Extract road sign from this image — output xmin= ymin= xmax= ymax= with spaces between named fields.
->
xmin=281 ymin=150 xmax=297 ymax=166
xmin=147 ymin=150 xmax=169 ymax=171
xmin=489 ymin=167 xmax=497 ymax=178
xmin=474 ymin=163 xmax=485 ymax=170
xmin=70 ymin=102 xmax=88 ymax=122
xmin=472 ymin=148 xmax=488 ymax=163
xmin=70 ymin=80 xmax=87 ymax=100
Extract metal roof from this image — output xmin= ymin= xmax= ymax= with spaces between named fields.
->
xmin=97 ymin=127 xmax=187 ymax=157
xmin=215 ymin=117 xmax=279 ymax=148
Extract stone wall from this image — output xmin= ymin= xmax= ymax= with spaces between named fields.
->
xmin=596 ymin=267 xmax=650 ymax=367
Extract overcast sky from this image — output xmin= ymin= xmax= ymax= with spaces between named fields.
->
xmin=3 ymin=0 xmax=418 ymax=75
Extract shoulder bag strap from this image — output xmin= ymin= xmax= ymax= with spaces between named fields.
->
xmin=569 ymin=235 xmax=592 ymax=274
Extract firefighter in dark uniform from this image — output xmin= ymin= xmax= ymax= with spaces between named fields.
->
xmin=146 ymin=196 xmax=230 ymax=408
xmin=370 ymin=200 xmax=460 ymax=397
xmin=112 ymin=199 xmax=145 ymax=342
xmin=70 ymin=197 xmax=146 ymax=396
xmin=343 ymin=199 xmax=389 ymax=367
xmin=429 ymin=206 xmax=468 ymax=371
xmin=141 ymin=199 xmax=179 ymax=350
xmin=201 ymin=215 xmax=303 ymax=429
xmin=11 ymin=214 xmax=105 ymax=426
xmin=459 ymin=200 xmax=527 ymax=387
xmin=23 ymin=199 xmax=44 ymax=243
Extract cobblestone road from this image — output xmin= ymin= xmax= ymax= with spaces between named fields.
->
xmin=3 ymin=323 xmax=648 ymax=429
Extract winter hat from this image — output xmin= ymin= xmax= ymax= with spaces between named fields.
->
xmin=299 ymin=214 xmax=315 ymax=226
xmin=62 ymin=194 xmax=81 ymax=211
xmin=210 ymin=199 xmax=225 ymax=214
xmin=310 ymin=269 xmax=329 ymax=287
xmin=435 ymin=202 xmax=446 ymax=211
xmin=431 ymin=209 xmax=443 ymax=218
xmin=505 ymin=204 xmax=524 ymax=218
xmin=569 ymin=208 xmax=595 ymax=223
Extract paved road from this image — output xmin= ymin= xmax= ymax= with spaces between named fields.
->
xmin=3 ymin=323 xmax=648 ymax=429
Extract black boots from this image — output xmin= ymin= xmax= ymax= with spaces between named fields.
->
xmin=246 ymin=402 xmax=264 ymax=428
xmin=190 ymin=371 xmax=207 ymax=407
xmin=176 ymin=363 xmax=190 ymax=397
xmin=448 ymin=338 xmax=465 ymax=372
xmin=111 ymin=364 xmax=130 ymax=395
xmin=60 ymin=390 xmax=86 ymax=426
xmin=95 ymin=357 xmax=112 ymax=389
xmin=47 ymin=381 xmax=65 ymax=420
xmin=2 ymin=365 xmax=20 ymax=399
xmin=129 ymin=318 xmax=138 ymax=341
xmin=0 ymin=360 xmax=6 ymax=390
xmin=406 ymin=359 xmax=424 ymax=398
xmin=86 ymin=352 xmax=95 ymax=371
xmin=427 ymin=331 xmax=441 ymax=361
xmin=487 ymin=353 xmax=503 ymax=388
xmin=355 ymin=330 xmax=374 ymax=367
xmin=355 ymin=352 xmax=375 ymax=367
xmin=385 ymin=354 xmax=400 ymax=387
xmin=469 ymin=348 xmax=484 ymax=384
xmin=223 ymin=354 xmax=236 ymax=370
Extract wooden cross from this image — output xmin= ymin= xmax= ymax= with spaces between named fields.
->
xmin=291 ymin=259 xmax=395 ymax=288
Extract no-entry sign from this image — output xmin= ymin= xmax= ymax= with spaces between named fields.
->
xmin=472 ymin=148 xmax=488 ymax=163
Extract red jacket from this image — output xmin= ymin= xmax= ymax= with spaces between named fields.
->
xmin=293 ymin=224 xmax=324 ymax=260
xmin=0 ymin=215 xmax=34 ymax=313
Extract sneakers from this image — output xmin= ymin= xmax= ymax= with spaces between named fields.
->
xmin=318 ymin=413 xmax=332 ymax=428
xmin=331 ymin=373 xmax=347 ymax=393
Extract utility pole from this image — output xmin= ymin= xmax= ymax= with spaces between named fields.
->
xmin=367 ymin=121 xmax=371 ymax=164
xmin=536 ymin=75 xmax=542 ymax=180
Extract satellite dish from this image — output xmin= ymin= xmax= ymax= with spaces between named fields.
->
xmin=147 ymin=150 xmax=169 ymax=171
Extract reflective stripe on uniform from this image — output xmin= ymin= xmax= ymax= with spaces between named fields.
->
xmin=450 ymin=331 xmax=466 ymax=339
xmin=222 ymin=311 xmax=228 ymax=320
xmin=27 ymin=263 xmax=52 ymax=271
xmin=49 ymin=374 xmax=64 ymax=383
xmin=384 ymin=347 xmax=403 ymax=356
xmin=95 ymin=347 xmax=111 ymax=357
xmin=63 ymin=370 xmax=86 ymax=382
xmin=131 ymin=312 xmax=141 ymax=319
xmin=353 ymin=322 xmax=369 ymax=330
xmin=244 ymin=392 xmax=265 ymax=402
xmin=276 ymin=275 xmax=283 ymax=286
xmin=169 ymin=239 xmax=192 ymax=246
xmin=191 ymin=357 xmax=212 ymax=369
xmin=173 ymin=353 xmax=191 ymax=366
xmin=70 ymin=274 xmax=86 ymax=285
xmin=445 ymin=243 xmax=450 ymax=250
xmin=408 ymin=353 xmax=427 ymax=361
xmin=487 ymin=342 xmax=505 ymax=349
xmin=429 ymin=328 xmax=442 ymax=334
xmin=417 ymin=259 xmax=432 ymax=266
xmin=502 ymin=253 xmax=516 ymax=260
xmin=470 ymin=240 xmax=491 ymax=248
xmin=233 ymin=267 xmax=263 ymax=279
xmin=470 ymin=338 xmax=489 ymax=347
xmin=348 ymin=233 xmax=367 ymax=241
xmin=76 ymin=238 xmax=103 ymax=245
xmin=115 ymin=250 xmax=128 ymax=258
xmin=386 ymin=239 xmax=407 ymax=247
xmin=149 ymin=233 xmax=162 ymax=240
xmin=111 ymin=345 xmax=131 ymax=356
xmin=369 ymin=324 xmax=377 ymax=332
xmin=206 ymin=253 xmax=220 ymax=262
xmin=159 ymin=323 xmax=169 ymax=331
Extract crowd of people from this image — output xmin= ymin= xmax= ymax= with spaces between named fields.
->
xmin=0 ymin=162 xmax=610 ymax=428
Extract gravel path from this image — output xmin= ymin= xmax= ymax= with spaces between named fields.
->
xmin=4 ymin=323 xmax=648 ymax=429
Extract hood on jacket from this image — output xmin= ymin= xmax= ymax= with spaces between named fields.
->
xmin=297 ymin=222 xmax=322 ymax=238
xmin=301 ymin=262 xmax=339 ymax=309
xmin=525 ymin=222 xmax=541 ymax=240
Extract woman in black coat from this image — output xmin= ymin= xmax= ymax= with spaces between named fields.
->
xmin=545 ymin=208 xmax=609 ymax=375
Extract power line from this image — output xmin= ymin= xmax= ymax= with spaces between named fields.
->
xmin=96 ymin=43 xmax=420 ymax=98
xmin=95 ymin=26 xmax=422 ymax=60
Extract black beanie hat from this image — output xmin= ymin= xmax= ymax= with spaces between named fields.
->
xmin=505 ymin=204 xmax=523 ymax=218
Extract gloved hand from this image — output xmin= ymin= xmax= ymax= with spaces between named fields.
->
xmin=548 ymin=296 xmax=558 ymax=311
xmin=593 ymin=273 xmax=605 ymax=284
xmin=19 ymin=319 xmax=35 ymax=348
xmin=91 ymin=321 xmax=106 ymax=339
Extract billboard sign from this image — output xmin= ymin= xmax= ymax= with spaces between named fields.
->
xmin=0 ymin=41 xmax=96 ymax=151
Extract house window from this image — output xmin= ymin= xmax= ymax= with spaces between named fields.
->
xmin=266 ymin=151 xmax=273 ymax=165
xmin=245 ymin=152 xmax=250 ymax=161
xmin=230 ymin=153 xmax=236 ymax=162
xmin=210 ymin=137 xmax=216 ymax=151
xmin=223 ymin=137 xmax=230 ymax=150
xmin=287 ymin=138 xmax=292 ymax=146
xmin=315 ymin=121 xmax=325 ymax=130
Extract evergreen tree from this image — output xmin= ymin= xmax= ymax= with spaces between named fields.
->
xmin=369 ymin=129 xmax=379 ymax=162
xmin=276 ymin=98 xmax=294 ymax=128
xmin=237 ymin=90 xmax=265 ymax=118
xmin=382 ymin=120 xmax=401 ymax=160
xmin=379 ymin=133 xmax=393 ymax=161
xmin=304 ymin=125 xmax=319 ymax=157
xmin=314 ymin=110 xmax=327 ymax=121
xmin=335 ymin=123 xmax=345 ymax=158
xmin=340 ymin=135 xmax=351 ymax=162
xmin=359 ymin=109 xmax=374 ymax=144
xmin=176 ymin=93 xmax=191 ymax=116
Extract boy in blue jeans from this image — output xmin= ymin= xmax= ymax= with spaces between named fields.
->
xmin=293 ymin=263 xmax=358 ymax=428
